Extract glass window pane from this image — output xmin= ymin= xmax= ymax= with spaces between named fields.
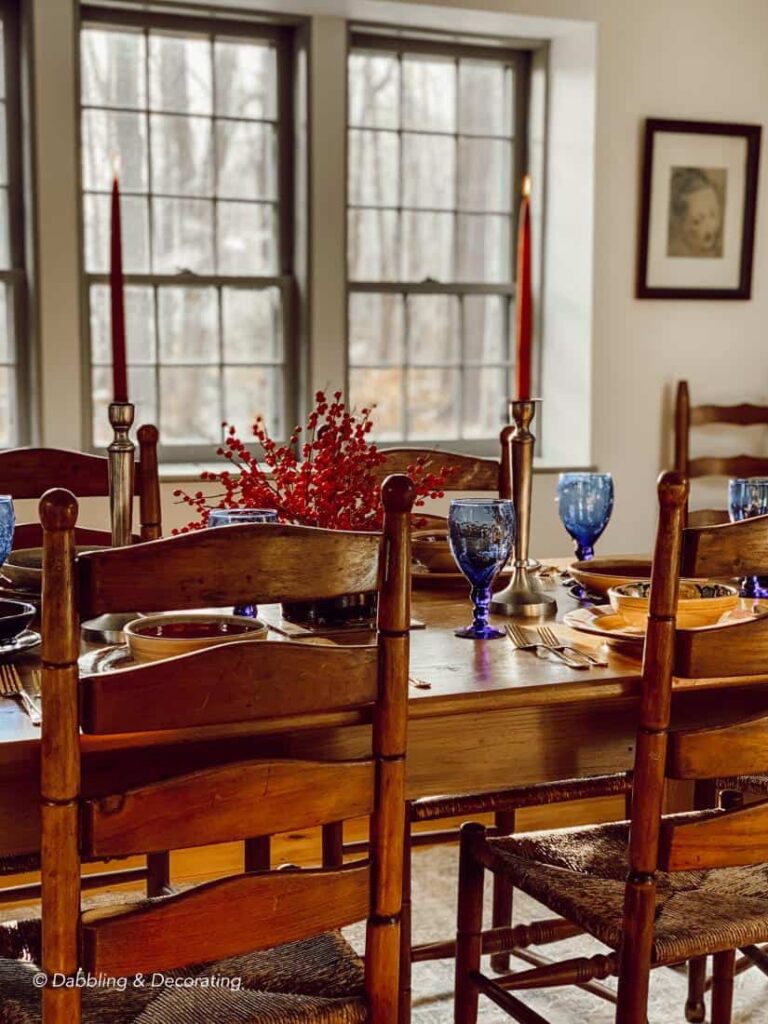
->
xmin=224 ymin=365 xmax=282 ymax=436
xmin=348 ymin=292 xmax=404 ymax=366
xmin=160 ymin=366 xmax=220 ymax=444
xmin=216 ymin=122 xmax=276 ymax=200
xmin=407 ymin=295 xmax=459 ymax=365
xmin=152 ymin=197 xmax=213 ymax=274
xmin=463 ymin=295 xmax=506 ymax=364
xmin=0 ymin=105 xmax=7 ymax=186
xmin=458 ymin=61 xmax=513 ymax=137
xmin=93 ymin=365 xmax=157 ymax=448
xmin=348 ymin=53 xmax=399 ymax=129
xmin=0 ymin=189 xmax=8 ymax=269
xmin=151 ymin=114 xmax=213 ymax=197
xmin=348 ymin=129 xmax=399 ymax=207
xmin=149 ymin=32 xmax=212 ymax=115
xmin=401 ymin=134 xmax=454 ymax=210
xmin=456 ymin=214 xmax=510 ymax=282
xmin=81 ymin=27 xmax=146 ymax=109
xmin=400 ymin=211 xmax=453 ymax=282
xmin=402 ymin=55 xmax=455 ymax=132
xmin=462 ymin=367 xmax=509 ymax=438
xmin=0 ymin=284 xmax=9 ymax=361
xmin=89 ymin=284 xmax=156 ymax=365
xmin=407 ymin=368 xmax=460 ymax=439
xmin=348 ymin=209 xmax=398 ymax=281
xmin=0 ymin=23 xmax=5 ymax=101
xmin=222 ymin=287 xmax=281 ymax=363
xmin=349 ymin=367 xmax=403 ymax=440
xmin=0 ymin=365 xmax=15 ymax=446
xmin=217 ymin=202 xmax=277 ymax=275
xmin=84 ymin=193 xmax=149 ymax=273
xmin=158 ymin=287 xmax=218 ymax=365
xmin=458 ymin=138 xmax=511 ymax=212
xmin=82 ymin=109 xmax=148 ymax=193
xmin=215 ymin=39 xmax=276 ymax=119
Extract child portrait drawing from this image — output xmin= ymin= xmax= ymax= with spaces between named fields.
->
xmin=667 ymin=166 xmax=727 ymax=258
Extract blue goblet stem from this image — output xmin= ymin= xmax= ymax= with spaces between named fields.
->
xmin=471 ymin=585 xmax=492 ymax=636
xmin=575 ymin=543 xmax=594 ymax=561
xmin=740 ymin=576 xmax=768 ymax=600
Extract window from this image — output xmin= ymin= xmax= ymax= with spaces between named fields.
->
xmin=80 ymin=9 xmax=294 ymax=455
xmin=0 ymin=1 xmax=26 ymax=447
xmin=347 ymin=34 xmax=529 ymax=444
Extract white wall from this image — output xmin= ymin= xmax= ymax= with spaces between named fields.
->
xmin=25 ymin=0 xmax=768 ymax=559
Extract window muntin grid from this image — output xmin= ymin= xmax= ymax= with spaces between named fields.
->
xmin=347 ymin=42 xmax=526 ymax=443
xmin=80 ymin=14 xmax=293 ymax=453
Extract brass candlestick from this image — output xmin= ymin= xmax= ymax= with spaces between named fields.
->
xmin=491 ymin=399 xmax=556 ymax=618
xmin=81 ymin=402 xmax=138 ymax=643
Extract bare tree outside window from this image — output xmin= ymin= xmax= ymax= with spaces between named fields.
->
xmin=347 ymin=37 xmax=528 ymax=443
xmin=80 ymin=10 xmax=294 ymax=455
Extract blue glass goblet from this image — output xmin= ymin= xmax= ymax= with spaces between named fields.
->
xmin=0 ymin=497 xmax=14 ymax=567
xmin=208 ymin=507 xmax=278 ymax=617
xmin=448 ymin=498 xmax=516 ymax=640
xmin=557 ymin=473 xmax=614 ymax=562
xmin=728 ymin=478 xmax=768 ymax=598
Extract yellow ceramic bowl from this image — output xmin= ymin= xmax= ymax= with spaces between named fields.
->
xmin=412 ymin=530 xmax=457 ymax=574
xmin=608 ymin=581 xmax=739 ymax=630
xmin=125 ymin=612 xmax=268 ymax=664
xmin=568 ymin=558 xmax=652 ymax=598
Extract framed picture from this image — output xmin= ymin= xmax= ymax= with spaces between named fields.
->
xmin=637 ymin=118 xmax=761 ymax=299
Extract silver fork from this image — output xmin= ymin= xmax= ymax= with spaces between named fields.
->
xmin=505 ymin=624 xmax=588 ymax=670
xmin=0 ymin=664 xmax=42 ymax=725
xmin=537 ymin=626 xmax=608 ymax=668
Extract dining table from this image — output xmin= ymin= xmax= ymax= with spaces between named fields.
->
xmin=2 ymin=562 xmax=768 ymax=864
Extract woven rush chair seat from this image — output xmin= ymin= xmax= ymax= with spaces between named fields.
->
xmin=482 ymin=813 xmax=768 ymax=966
xmin=0 ymin=919 xmax=366 ymax=1024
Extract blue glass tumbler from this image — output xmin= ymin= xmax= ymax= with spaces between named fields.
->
xmin=208 ymin=507 xmax=278 ymax=617
xmin=448 ymin=498 xmax=516 ymax=640
xmin=728 ymin=478 xmax=768 ymax=598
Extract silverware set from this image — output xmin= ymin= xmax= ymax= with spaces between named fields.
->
xmin=505 ymin=624 xmax=607 ymax=670
xmin=0 ymin=664 xmax=41 ymax=725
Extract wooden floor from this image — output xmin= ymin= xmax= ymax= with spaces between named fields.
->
xmin=1 ymin=794 xmax=624 ymax=916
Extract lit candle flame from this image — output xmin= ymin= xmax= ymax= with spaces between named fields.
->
xmin=111 ymin=152 xmax=122 ymax=181
xmin=522 ymin=174 xmax=531 ymax=198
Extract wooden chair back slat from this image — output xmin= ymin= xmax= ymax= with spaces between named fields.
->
xmin=372 ymin=447 xmax=501 ymax=492
xmin=688 ymin=455 xmax=768 ymax=480
xmin=83 ymin=758 xmax=376 ymax=857
xmin=658 ymin=801 xmax=768 ymax=871
xmin=681 ymin=511 xmax=768 ymax=578
xmin=674 ymin=614 xmax=768 ymax=679
xmin=82 ymin=863 xmax=371 ymax=977
xmin=77 ymin=524 xmax=381 ymax=617
xmin=667 ymin=712 xmax=768 ymax=779
xmin=40 ymin=473 xmax=415 ymax=1021
xmin=81 ymin=640 xmax=378 ymax=734
xmin=11 ymin=524 xmax=140 ymax=548
xmin=685 ymin=508 xmax=729 ymax=528
xmin=691 ymin=402 xmax=768 ymax=427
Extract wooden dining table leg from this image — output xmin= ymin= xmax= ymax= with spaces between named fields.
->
xmin=322 ymin=821 xmax=344 ymax=867
xmin=244 ymin=837 xmax=271 ymax=872
xmin=490 ymin=809 xmax=516 ymax=972
xmin=146 ymin=852 xmax=171 ymax=896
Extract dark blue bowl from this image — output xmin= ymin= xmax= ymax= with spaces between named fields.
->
xmin=0 ymin=599 xmax=35 ymax=642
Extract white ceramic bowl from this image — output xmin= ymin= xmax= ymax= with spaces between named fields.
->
xmin=124 ymin=612 xmax=268 ymax=664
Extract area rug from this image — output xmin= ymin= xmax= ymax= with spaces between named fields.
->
xmin=349 ymin=845 xmax=768 ymax=1023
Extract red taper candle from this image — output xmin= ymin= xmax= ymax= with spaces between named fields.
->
xmin=110 ymin=172 xmax=128 ymax=404
xmin=514 ymin=174 xmax=532 ymax=401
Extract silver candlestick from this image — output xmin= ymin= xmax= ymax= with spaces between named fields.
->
xmin=81 ymin=402 xmax=138 ymax=643
xmin=491 ymin=399 xmax=557 ymax=618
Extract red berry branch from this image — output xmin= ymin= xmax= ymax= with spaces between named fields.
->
xmin=174 ymin=390 xmax=450 ymax=533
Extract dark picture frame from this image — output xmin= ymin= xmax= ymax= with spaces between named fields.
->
xmin=637 ymin=118 xmax=761 ymax=299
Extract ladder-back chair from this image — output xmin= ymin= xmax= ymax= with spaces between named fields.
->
xmin=0 ymin=473 xmax=414 ymax=1023
xmin=367 ymin=432 xmax=631 ymax=1022
xmin=455 ymin=471 xmax=768 ymax=1024
xmin=0 ymin=425 xmax=162 ymax=547
xmin=674 ymin=379 xmax=768 ymax=526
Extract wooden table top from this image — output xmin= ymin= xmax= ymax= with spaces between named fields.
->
xmin=1 ymin=561 xmax=766 ymax=756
